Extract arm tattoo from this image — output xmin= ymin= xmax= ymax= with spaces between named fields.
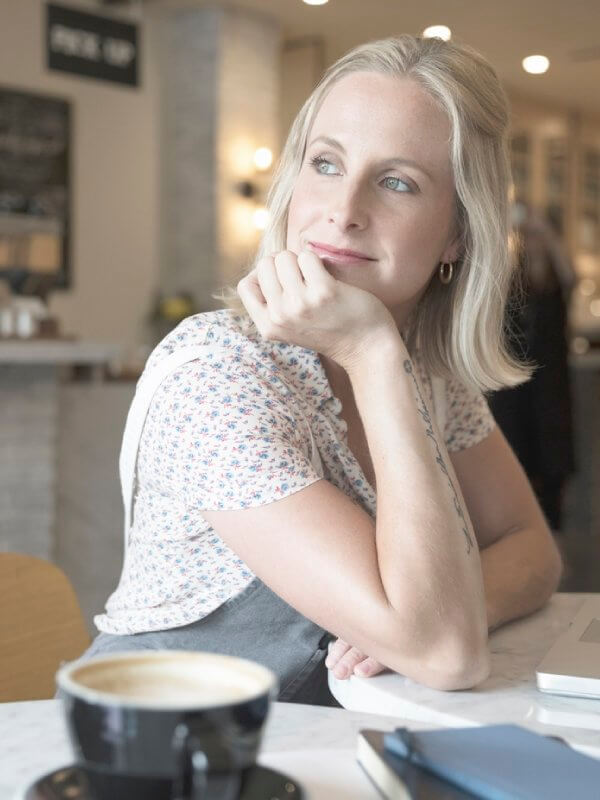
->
xmin=403 ymin=359 xmax=475 ymax=554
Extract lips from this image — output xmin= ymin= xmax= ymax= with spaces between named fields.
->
xmin=307 ymin=241 xmax=375 ymax=262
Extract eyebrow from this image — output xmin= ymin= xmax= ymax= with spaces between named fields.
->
xmin=307 ymin=135 xmax=434 ymax=182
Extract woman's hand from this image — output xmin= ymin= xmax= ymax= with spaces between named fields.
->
xmin=325 ymin=637 xmax=387 ymax=680
xmin=237 ymin=249 xmax=397 ymax=372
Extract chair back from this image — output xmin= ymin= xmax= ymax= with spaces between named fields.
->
xmin=0 ymin=552 xmax=90 ymax=701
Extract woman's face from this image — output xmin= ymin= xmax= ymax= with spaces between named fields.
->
xmin=286 ymin=71 xmax=460 ymax=324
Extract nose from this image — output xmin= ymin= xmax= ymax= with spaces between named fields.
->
xmin=327 ymin=180 xmax=369 ymax=231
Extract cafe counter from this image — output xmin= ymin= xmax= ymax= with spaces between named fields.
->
xmin=0 ymin=339 xmax=129 ymax=630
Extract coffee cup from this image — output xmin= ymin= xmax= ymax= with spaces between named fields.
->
xmin=56 ymin=650 xmax=278 ymax=800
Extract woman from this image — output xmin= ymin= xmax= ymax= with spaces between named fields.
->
xmin=87 ymin=35 xmax=562 ymax=705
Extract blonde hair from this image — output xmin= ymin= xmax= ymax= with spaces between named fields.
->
xmin=216 ymin=34 xmax=530 ymax=391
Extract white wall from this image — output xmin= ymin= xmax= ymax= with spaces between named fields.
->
xmin=0 ymin=0 xmax=161 ymax=362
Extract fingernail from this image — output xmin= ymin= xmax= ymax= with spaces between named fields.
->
xmin=354 ymin=665 xmax=368 ymax=677
xmin=335 ymin=666 xmax=349 ymax=679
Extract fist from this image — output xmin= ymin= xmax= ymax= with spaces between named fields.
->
xmin=237 ymin=249 xmax=396 ymax=371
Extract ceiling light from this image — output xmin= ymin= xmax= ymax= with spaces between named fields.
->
xmin=423 ymin=25 xmax=451 ymax=41
xmin=302 ymin=0 xmax=329 ymax=5
xmin=522 ymin=55 xmax=550 ymax=75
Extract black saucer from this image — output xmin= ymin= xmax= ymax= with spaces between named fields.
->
xmin=24 ymin=764 xmax=303 ymax=800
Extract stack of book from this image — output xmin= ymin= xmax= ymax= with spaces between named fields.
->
xmin=357 ymin=724 xmax=600 ymax=799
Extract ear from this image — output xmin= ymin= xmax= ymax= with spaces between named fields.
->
xmin=440 ymin=231 xmax=462 ymax=264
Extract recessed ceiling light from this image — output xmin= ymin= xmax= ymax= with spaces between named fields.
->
xmin=423 ymin=25 xmax=451 ymax=41
xmin=302 ymin=0 xmax=329 ymax=5
xmin=522 ymin=55 xmax=550 ymax=74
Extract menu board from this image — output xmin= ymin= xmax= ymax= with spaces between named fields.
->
xmin=0 ymin=87 xmax=70 ymax=294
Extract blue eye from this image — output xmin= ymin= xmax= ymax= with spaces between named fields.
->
xmin=383 ymin=176 xmax=412 ymax=193
xmin=309 ymin=155 xmax=415 ymax=194
xmin=309 ymin=156 xmax=339 ymax=175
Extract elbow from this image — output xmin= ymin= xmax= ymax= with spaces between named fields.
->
xmin=386 ymin=624 xmax=491 ymax=692
xmin=416 ymin=634 xmax=491 ymax=691
xmin=428 ymin=645 xmax=491 ymax=691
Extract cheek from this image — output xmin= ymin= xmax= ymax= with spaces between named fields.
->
xmin=392 ymin=198 xmax=454 ymax=260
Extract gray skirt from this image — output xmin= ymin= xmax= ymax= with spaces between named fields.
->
xmin=82 ymin=577 xmax=339 ymax=707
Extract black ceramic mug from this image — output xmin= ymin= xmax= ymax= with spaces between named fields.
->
xmin=55 ymin=650 xmax=278 ymax=800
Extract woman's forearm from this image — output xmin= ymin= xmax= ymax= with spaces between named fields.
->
xmin=481 ymin=526 xmax=562 ymax=632
xmin=346 ymin=331 xmax=489 ymax=682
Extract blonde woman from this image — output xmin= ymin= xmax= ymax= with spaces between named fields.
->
xmin=88 ymin=35 xmax=562 ymax=705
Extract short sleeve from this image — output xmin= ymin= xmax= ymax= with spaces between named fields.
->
xmin=443 ymin=377 xmax=496 ymax=453
xmin=145 ymin=352 xmax=322 ymax=512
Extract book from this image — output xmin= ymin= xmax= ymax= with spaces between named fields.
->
xmin=358 ymin=725 xmax=600 ymax=800
xmin=357 ymin=729 xmax=476 ymax=799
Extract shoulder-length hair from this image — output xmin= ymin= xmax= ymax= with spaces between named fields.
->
xmin=217 ymin=34 xmax=529 ymax=391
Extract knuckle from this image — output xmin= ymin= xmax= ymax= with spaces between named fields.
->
xmin=311 ymin=287 xmax=333 ymax=306
xmin=286 ymin=298 xmax=308 ymax=318
xmin=297 ymin=301 xmax=313 ymax=319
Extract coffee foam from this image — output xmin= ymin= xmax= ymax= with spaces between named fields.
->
xmin=59 ymin=651 xmax=276 ymax=709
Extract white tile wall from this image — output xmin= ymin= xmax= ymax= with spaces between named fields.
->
xmin=0 ymin=366 xmax=58 ymax=560
xmin=54 ymin=382 xmax=134 ymax=633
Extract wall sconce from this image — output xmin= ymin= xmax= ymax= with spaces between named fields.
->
xmin=254 ymin=147 xmax=273 ymax=171
xmin=252 ymin=208 xmax=270 ymax=231
xmin=234 ymin=147 xmax=274 ymax=229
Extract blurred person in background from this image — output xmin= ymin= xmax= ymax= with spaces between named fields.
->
xmin=490 ymin=203 xmax=575 ymax=532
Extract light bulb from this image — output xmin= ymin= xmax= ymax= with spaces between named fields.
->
xmin=254 ymin=147 xmax=273 ymax=171
xmin=422 ymin=25 xmax=451 ymax=41
xmin=522 ymin=55 xmax=550 ymax=75
xmin=252 ymin=207 xmax=270 ymax=230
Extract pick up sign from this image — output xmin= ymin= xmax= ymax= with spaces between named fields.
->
xmin=46 ymin=3 xmax=139 ymax=87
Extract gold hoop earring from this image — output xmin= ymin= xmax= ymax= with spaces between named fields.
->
xmin=438 ymin=261 xmax=454 ymax=285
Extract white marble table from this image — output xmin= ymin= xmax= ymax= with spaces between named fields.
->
xmin=0 ymin=699 xmax=437 ymax=800
xmin=330 ymin=592 xmax=600 ymax=758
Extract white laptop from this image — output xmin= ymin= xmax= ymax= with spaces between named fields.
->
xmin=536 ymin=596 xmax=600 ymax=699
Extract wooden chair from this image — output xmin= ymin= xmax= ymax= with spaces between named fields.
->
xmin=0 ymin=553 xmax=91 ymax=701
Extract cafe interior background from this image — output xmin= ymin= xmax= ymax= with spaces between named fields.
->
xmin=2 ymin=0 xmax=600 ymax=634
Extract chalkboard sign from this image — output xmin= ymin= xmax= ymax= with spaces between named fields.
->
xmin=0 ymin=87 xmax=70 ymax=294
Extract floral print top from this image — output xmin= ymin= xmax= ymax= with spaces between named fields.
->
xmin=95 ymin=309 xmax=495 ymax=634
